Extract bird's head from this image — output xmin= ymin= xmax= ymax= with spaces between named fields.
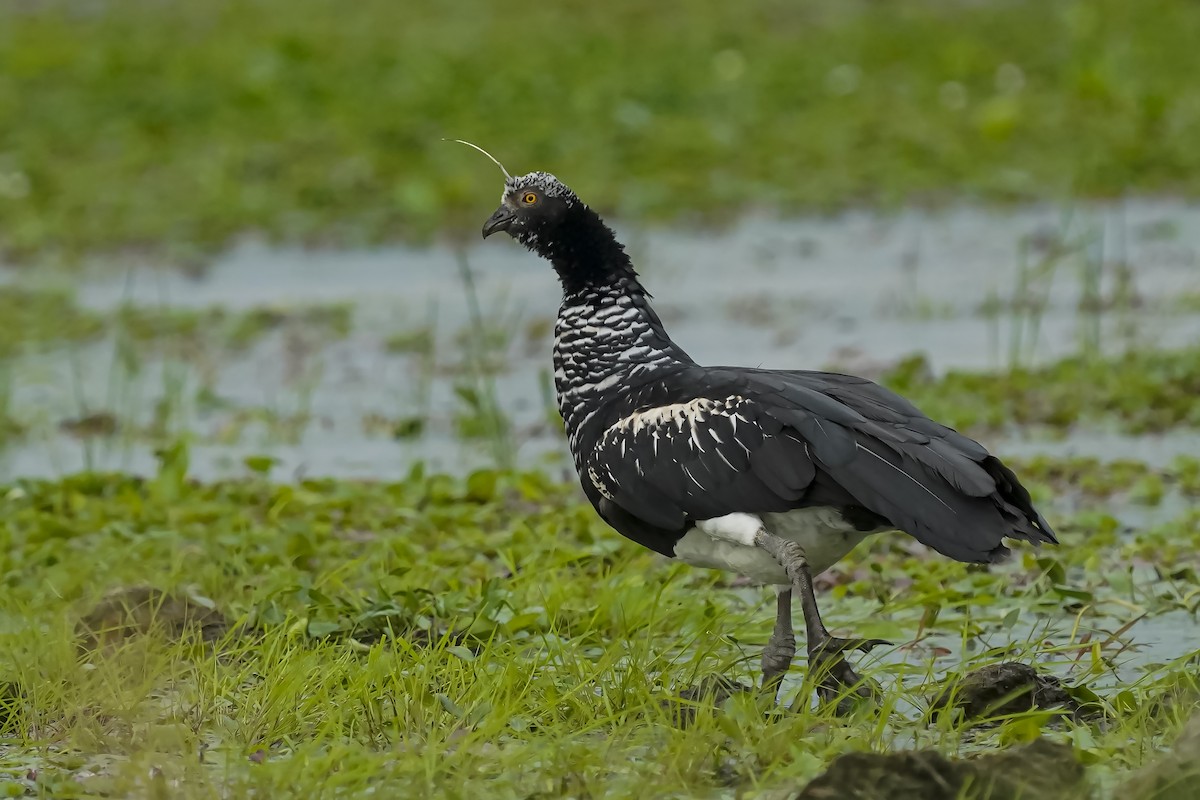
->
xmin=482 ymin=171 xmax=581 ymax=250
xmin=446 ymin=140 xmax=583 ymax=254
xmin=450 ymin=139 xmax=632 ymax=291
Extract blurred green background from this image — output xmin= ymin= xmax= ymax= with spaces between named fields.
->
xmin=1 ymin=0 xmax=1198 ymax=263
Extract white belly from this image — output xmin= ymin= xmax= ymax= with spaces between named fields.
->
xmin=672 ymin=507 xmax=880 ymax=584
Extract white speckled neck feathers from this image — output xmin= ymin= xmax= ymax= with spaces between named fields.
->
xmin=500 ymin=171 xmax=693 ymax=466
xmin=539 ymin=204 xmax=692 ymax=461
xmin=553 ymin=280 xmax=691 ymax=457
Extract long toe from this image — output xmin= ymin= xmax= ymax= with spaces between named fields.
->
xmin=819 ymin=659 xmax=874 ymax=699
xmin=813 ymin=636 xmax=891 ymax=657
xmin=806 ymin=646 xmax=880 ymax=711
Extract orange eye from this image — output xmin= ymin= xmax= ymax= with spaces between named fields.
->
xmin=521 ymin=191 xmax=538 ymax=205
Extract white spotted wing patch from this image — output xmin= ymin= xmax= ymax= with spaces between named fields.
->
xmin=622 ymin=398 xmax=735 ymax=437
xmin=587 ymin=466 xmax=614 ymax=500
xmin=585 ymin=395 xmax=819 ymax=528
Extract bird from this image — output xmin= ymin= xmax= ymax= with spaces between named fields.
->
xmin=460 ymin=141 xmax=1057 ymax=703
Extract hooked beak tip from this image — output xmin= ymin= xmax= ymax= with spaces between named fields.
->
xmin=482 ymin=208 xmax=514 ymax=239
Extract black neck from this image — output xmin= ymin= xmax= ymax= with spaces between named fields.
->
xmin=543 ymin=203 xmax=694 ymax=445
xmin=523 ymin=205 xmax=647 ymax=298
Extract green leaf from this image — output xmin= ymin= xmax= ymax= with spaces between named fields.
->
xmin=465 ymin=702 xmax=491 ymax=727
xmin=1001 ymin=607 xmax=1021 ymax=629
xmin=465 ymin=470 xmax=498 ymax=503
xmin=998 ymin=714 xmax=1044 ymax=745
xmin=447 ymin=645 xmax=476 ymax=662
xmin=1053 ymin=585 xmax=1094 ymax=603
xmin=244 ymin=455 xmax=279 ymax=475
xmin=306 ymin=620 xmax=341 ymax=638
xmin=1038 ymin=557 xmax=1067 ymax=585
xmin=436 ymin=693 xmax=465 ymax=719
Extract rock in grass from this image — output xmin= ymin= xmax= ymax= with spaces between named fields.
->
xmin=58 ymin=411 xmax=119 ymax=438
xmin=794 ymin=738 xmax=1085 ymax=800
xmin=77 ymin=585 xmax=229 ymax=653
xmin=931 ymin=662 xmax=1077 ymax=721
xmin=1119 ymin=713 xmax=1200 ymax=800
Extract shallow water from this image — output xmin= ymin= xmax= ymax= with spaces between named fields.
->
xmin=3 ymin=202 xmax=1200 ymax=693
xmin=3 ymin=197 xmax=1200 ymax=481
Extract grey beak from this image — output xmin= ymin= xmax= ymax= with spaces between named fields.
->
xmin=482 ymin=206 xmax=515 ymax=238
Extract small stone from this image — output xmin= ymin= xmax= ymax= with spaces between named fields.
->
xmin=794 ymin=738 xmax=1084 ymax=800
xmin=76 ymin=586 xmax=230 ymax=653
xmin=931 ymin=662 xmax=1077 ymax=721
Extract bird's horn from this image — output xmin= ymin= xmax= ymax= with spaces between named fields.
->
xmin=444 ymin=138 xmax=512 ymax=180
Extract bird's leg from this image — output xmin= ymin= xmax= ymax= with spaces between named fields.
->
xmin=760 ymin=587 xmax=795 ymax=699
xmin=753 ymin=530 xmax=887 ymax=704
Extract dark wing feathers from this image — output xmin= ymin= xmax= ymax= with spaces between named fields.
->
xmin=598 ymin=472 xmax=686 ymax=531
xmin=809 ymin=371 xmax=992 ymax=458
xmin=586 ymin=367 xmax=1055 ymax=565
xmin=595 ymin=496 xmax=680 ymax=556
xmin=922 ymin=437 xmax=998 ymax=496
xmin=984 ymin=455 xmax=1054 ymax=534
xmin=756 ymin=369 xmax=1056 ymax=559
xmin=751 ymin=432 xmax=816 ymax=496
xmin=765 ymin=406 xmax=860 ymax=467
xmin=819 ymin=436 xmax=1011 ymax=562
xmin=589 ymin=396 xmax=814 ymax=528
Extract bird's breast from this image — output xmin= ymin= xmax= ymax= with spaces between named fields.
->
xmin=552 ymin=333 xmax=675 ymax=458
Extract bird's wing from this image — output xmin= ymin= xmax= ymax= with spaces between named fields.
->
xmin=586 ymin=367 xmax=1053 ymax=564
xmin=742 ymin=368 xmax=1055 ymax=561
xmin=585 ymin=389 xmax=818 ymax=533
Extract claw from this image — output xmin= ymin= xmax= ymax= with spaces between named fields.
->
xmin=812 ymin=636 xmax=892 ymax=657
xmin=790 ymin=649 xmax=878 ymax=713
xmin=807 ymin=637 xmax=883 ymax=709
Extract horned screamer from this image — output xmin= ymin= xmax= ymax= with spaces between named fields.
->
xmin=464 ymin=143 xmax=1056 ymax=703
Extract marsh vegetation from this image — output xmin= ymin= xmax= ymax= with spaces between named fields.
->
xmin=2 ymin=1 xmax=1199 ymax=797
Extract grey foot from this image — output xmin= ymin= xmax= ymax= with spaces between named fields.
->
xmin=761 ymin=638 xmax=796 ymax=695
xmin=760 ymin=587 xmax=796 ymax=699
xmin=750 ymin=530 xmax=885 ymax=713
xmin=809 ymin=636 xmax=887 ymax=707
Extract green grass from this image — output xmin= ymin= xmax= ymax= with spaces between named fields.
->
xmin=0 ymin=289 xmax=106 ymax=359
xmin=882 ymin=349 xmax=1200 ymax=434
xmin=2 ymin=0 xmax=1200 ymax=263
xmin=0 ymin=459 xmax=1198 ymax=797
xmin=1009 ymin=454 xmax=1200 ymax=506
